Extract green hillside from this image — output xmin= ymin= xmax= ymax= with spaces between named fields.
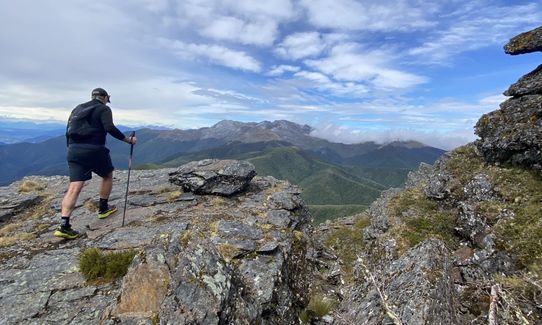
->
xmin=245 ymin=147 xmax=386 ymax=220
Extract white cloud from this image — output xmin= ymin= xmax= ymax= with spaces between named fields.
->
xmin=160 ymin=39 xmax=262 ymax=72
xmin=408 ymin=2 xmax=542 ymax=64
xmin=300 ymin=0 xmax=438 ymax=31
xmin=305 ymin=43 xmax=428 ymax=90
xmin=275 ymin=32 xmax=327 ymax=59
xmin=201 ymin=16 xmax=279 ymax=46
xmin=174 ymin=0 xmax=296 ymax=46
xmin=224 ymin=0 xmax=297 ymax=20
xmin=294 ymin=71 xmax=370 ymax=96
xmin=267 ymin=65 xmax=301 ymax=76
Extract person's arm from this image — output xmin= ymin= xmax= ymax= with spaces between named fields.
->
xmin=100 ymin=107 xmax=135 ymax=144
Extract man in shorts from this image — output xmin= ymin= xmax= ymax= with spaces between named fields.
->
xmin=54 ymin=88 xmax=137 ymax=239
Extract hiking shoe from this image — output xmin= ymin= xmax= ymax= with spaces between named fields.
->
xmin=98 ymin=206 xmax=118 ymax=219
xmin=54 ymin=226 xmax=80 ymax=239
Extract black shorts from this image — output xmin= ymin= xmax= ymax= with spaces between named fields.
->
xmin=67 ymin=147 xmax=114 ymax=182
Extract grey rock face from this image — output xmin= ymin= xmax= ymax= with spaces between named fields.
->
xmin=504 ymin=25 xmax=542 ymax=55
xmin=169 ymin=159 xmax=256 ymax=196
xmin=504 ymin=64 xmax=542 ymax=97
xmin=423 ymin=159 xmax=453 ymax=200
xmin=0 ymin=162 xmax=314 ymax=325
xmin=340 ymin=239 xmax=458 ymax=324
xmin=475 ymin=95 xmax=542 ymax=170
xmin=455 ymin=202 xmax=489 ymax=246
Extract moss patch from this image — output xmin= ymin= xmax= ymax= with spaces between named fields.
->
xmin=79 ymin=248 xmax=137 ymax=282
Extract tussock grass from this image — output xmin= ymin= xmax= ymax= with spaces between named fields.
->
xmin=299 ymin=294 xmax=337 ymax=323
xmin=0 ymin=231 xmax=35 ymax=247
xmin=18 ymin=180 xmax=45 ymax=193
xmin=167 ymin=190 xmax=183 ymax=202
xmin=79 ymin=248 xmax=137 ymax=282
xmin=83 ymin=199 xmax=99 ymax=212
xmin=209 ymin=196 xmax=226 ymax=206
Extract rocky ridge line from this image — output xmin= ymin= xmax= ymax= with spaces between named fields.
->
xmin=0 ymin=160 xmax=336 ymax=324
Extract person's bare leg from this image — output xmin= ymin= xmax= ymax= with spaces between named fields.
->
xmin=100 ymin=172 xmax=114 ymax=200
xmin=61 ymin=181 xmax=85 ymax=217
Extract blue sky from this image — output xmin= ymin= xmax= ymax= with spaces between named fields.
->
xmin=0 ymin=0 xmax=540 ymax=149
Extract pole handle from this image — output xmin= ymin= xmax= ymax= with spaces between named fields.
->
xmin=129 ymin=131 xmax=135 ymax=156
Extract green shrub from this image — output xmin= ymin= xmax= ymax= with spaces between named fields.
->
xmin=79 ymin=248 xmax=137 ymax=282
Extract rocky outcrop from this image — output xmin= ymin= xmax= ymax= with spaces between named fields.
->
xmin=504 ymin=25 xmax=542 ymax=55
xmin=0 ymin=161 xmax=316 ymax=324
xmin=312 ymin=26 xmax=542 ymax=324
xmin=475 ymin=25 xmax=542 ymax=171
xmin=475 ymin=95 xmax=542 ymax=170
xmin=168 ymin=159 xmax=256 ymax=196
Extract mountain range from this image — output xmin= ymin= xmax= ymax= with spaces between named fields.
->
xmin=0 ymin=120 xmax=445 ymax=221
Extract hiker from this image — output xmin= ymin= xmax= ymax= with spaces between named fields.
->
xmin=54 ymin=88 xmax=137 ymax=239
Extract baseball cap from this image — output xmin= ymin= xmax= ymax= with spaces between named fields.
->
xmin=91 ymin=88 xmax=110 ymax=103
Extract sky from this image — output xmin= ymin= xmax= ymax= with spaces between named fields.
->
xmin=0 ymin=0 xmax=541 ymax=150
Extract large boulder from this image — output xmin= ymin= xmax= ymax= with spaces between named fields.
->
xmin=504 ymin=25 xmax=542 ymax=55
xmin=169 ymin=159 xmax=256 ymax=196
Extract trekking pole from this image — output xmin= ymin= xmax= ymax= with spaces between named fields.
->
xmin=122 ymin=131 xmax=135 ymax=227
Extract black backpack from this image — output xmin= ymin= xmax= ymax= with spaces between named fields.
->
xmin=66 ymin=103 xmax=101 ymax=142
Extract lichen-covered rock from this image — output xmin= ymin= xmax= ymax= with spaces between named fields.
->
xmin=0 ymin=161 xmax=315 ymax=325
xmin=168 ymin=159 xmax=256 ymax=196
xmin=475 ymin=95 xmax=542 ymax=170
xmin=463 ymin=174 xmax=498 ymax=202
xmin=504 ymin=25 xmax=542 ymax=55
xmin=504 ymin=64 xmax=542 ymax=97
